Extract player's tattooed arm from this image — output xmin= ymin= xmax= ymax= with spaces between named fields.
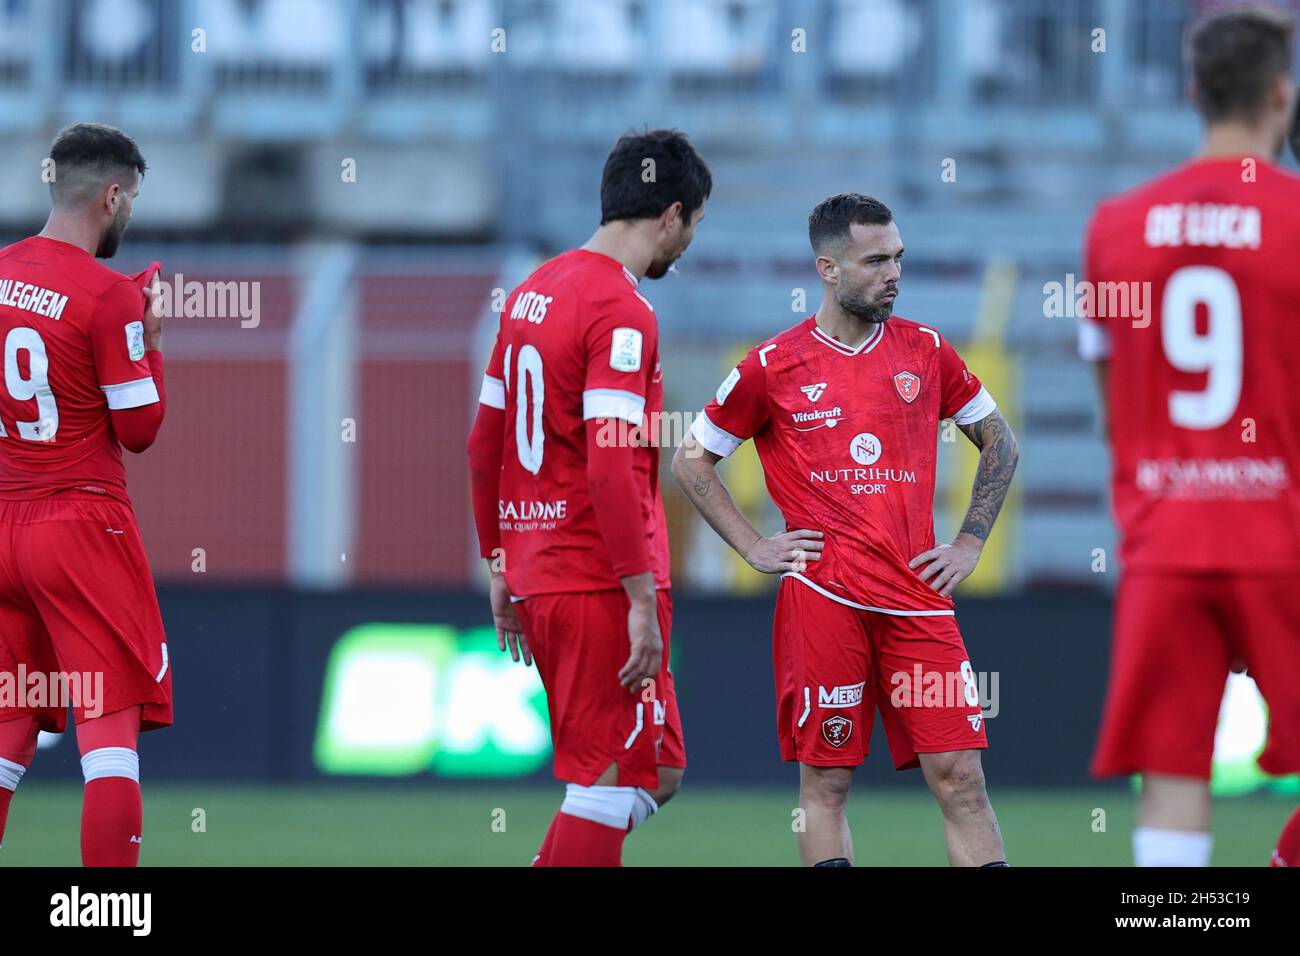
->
xmin=955 ymin=408 xmax=1020 ymax=543
xmin=911 ymin=409 xmax=1018 ymax=596
xmin=672 ymin=434 xmax=824 ymax=573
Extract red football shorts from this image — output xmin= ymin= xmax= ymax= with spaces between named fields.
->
xmin=514 ymin=588 xmax=685 ymax=791
xmin=773 ymin=576 xmax=988 ymax=769
xmin=0 ymin=495 xmax=173 ymax=734
xmin=1092 ymin=571 xmax=1300 ymax=779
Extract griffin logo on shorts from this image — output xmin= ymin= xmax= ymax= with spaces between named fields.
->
xmin=894 ymin=370 xmax=921 ymax=403
xmin=821 ymin=715 xmax=852 ymax=748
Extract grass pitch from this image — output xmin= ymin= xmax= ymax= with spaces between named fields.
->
xmin=0 ymin=784 xmax=1290 ymax=866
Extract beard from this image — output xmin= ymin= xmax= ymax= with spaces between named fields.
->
xmin=96 ymin=208 xmax=129 ymax=259
xmin=645 ymin=258 xmax=671 ymax=279
xmin=837 ymin=283 xmax=895 ymax=324
xmin=645 ymin=249 xmax=682 ymax=280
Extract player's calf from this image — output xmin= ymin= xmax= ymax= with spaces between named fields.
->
xmin=1134 ymin=773 xmax=1212 ymax=867
xmin=798 ymin=763 xmax=854 ymax=867
xmin=77 ymin=706 xmax=144 ymax=867
xmin=919 ymin=750 xmax=1006 ymax=867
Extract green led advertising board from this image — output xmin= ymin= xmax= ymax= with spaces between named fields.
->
xmin=314 ymin=623 xmax=551 ymax=778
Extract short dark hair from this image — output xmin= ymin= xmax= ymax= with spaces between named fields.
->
xmin=1186 ymin=5 xmax=1294 ymax=123
xmin=599 ymin=129 xmax=712 ymax=225
xmin=808 ymin=193 xmax=893 ymax=255
xmin=48 ymin=122 xmax=147 ymax=206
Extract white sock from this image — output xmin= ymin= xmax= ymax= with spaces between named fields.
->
xmin=560 ymin=784 xmax=638 ymax=829
xmin=1133 ymin=827 xmax=1212 ymax=867
xmin=0 ymin=756 xmax=24 ymax=793
xmin=628 ymin=788 xmax=659 ymax=832
xmin=80 ymin=747 xmax=140 ymax=784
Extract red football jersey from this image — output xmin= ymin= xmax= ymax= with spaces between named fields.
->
xmin=1080 ymin=156 xmax=1300 ymax=572
xmin=0 ymin=237 xmax=158 ymax=504
xmin=693 ymin=315 xmax=993 ymax=614
xmin=478 ymin=249 xmax=670 ymax=597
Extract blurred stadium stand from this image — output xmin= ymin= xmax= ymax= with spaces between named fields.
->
xmin=2 ymin=0 xmax=1298 ymax=594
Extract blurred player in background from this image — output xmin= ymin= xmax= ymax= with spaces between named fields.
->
xmin=467 ymin=130 xmax=710 ymax=866
xmin=0 ymin=123 xmax=171 ymax=866
xmin=673 ymin=194 xmax=1018 ymax=866
xmin=1081 ymin=6 xmax=1300 ymax=867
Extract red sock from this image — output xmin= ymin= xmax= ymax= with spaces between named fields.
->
xmin=1271 ymin=806 xmax=1300 ymax=867
xmin=0 ymin=787 xmax=13 ymax=847
xmin=532 ymin=812 xmax=561 ymax=867
xmin=548 ymin=812 xmax=627 ymax=867
xmin=82 ymin=777 xmax=143 ymax=867
xmin=0 ymin=717 xmax=39 ymax=851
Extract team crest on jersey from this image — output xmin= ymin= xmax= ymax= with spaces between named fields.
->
xmin=893 ymin=370 xmax=920 ymax=403
xmin=822 ymin=715 xmax=853 ymax=748
xmin=800 ymin=382 xmax=827 ymax=402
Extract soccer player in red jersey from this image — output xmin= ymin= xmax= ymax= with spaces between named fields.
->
xmin=467 ymin=130 xmax=711 ymax=866
xmin=1080 ymin=7 xmax=1300 ymax=866
xmin=0 ymin=124 xmax=171 ymax=866
xmin=674 ymin=194 xmax=1019 ymax=866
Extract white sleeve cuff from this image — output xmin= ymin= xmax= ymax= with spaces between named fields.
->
xmin=478 ymin=374 xmax=505 ymax=409
xmin=1077 ymin=317 xmax=1111 ymax=361
xmin=582 ymin=388 xmax=645 ymax=424
xmin=951 ymin=385 xmax=997 ymax=425
xmin=101 ymin=376 xmax=160 ymax=410
xmin=690 ymin=409 xmax=744 ymax=458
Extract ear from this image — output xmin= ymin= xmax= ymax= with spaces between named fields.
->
xmin=103 ymin=181 xmax=122 ymax=214
xmin=1273 ymin=72 xmax=1292 ymax=111
xmin=815 ymin=253 xmax=839 ymax=284
xmin=660 ymin=201 xmax=683 ymax=231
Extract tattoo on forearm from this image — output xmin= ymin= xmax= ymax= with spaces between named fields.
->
xmin=693 ymin=476 xmax=712 ymax=497
xmin=957 ymin=412 xmax=1019 ymax=542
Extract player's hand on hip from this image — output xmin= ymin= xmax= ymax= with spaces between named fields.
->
xmin=744 ymin=529 xmax=824 ymax=574
xmin=489 ymin=573 xmax=531 ymax=666
xmin=618 ymin=597 xmax=662 ymax=692
xmin=909 ymin=533 xmax=982 ymax=598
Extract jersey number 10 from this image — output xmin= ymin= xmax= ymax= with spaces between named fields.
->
xmin=504 ymin=343 xmax=544 ymax=475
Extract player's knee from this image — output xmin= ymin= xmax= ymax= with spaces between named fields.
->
xmin=925 ymin=752 xmax=988 ymax=809
xmin=651 ymin=767 xmax=683 ymax=807
xmin=801 ymin=765 xmax=853 ymax=810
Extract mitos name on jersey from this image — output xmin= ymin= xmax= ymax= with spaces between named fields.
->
xmin=510 ymin=290 xmax=553 ymax=324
